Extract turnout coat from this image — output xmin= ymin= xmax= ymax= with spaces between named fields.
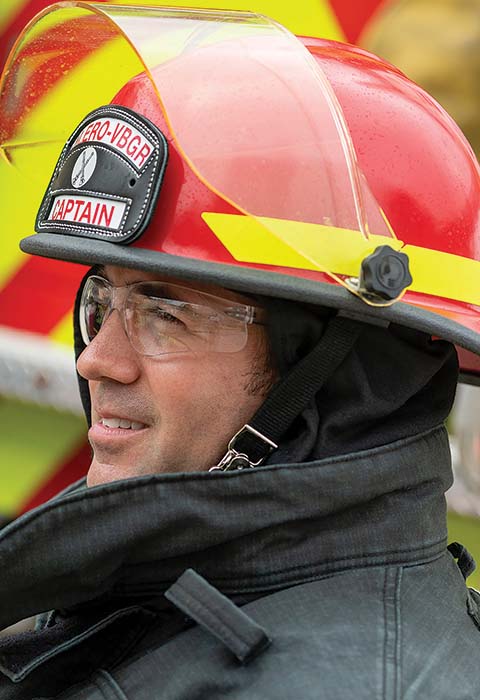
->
xmin=0 ymin=425 xmax=479 ymax=699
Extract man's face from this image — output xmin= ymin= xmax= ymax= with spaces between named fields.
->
xmin=77 ymin=265 xmax=274 ymax=486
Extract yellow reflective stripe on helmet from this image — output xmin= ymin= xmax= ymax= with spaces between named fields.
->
xmin=404 ymin=243 xmax=480 ymax=307
xmin=202 ymin=211 xmax=402 ymax=274
xmin=202 ymin=212 xmax=480 ymax=306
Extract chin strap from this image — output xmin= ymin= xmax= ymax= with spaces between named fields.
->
xmin=210 ymin=315 xmax=363 ymax=472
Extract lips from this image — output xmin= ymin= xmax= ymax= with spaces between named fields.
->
xmin=89 ymin=413 xmax=149 ymax=445
xmin=91 ymin=404 xmax=151 ymax=438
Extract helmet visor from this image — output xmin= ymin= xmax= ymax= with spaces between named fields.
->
xmin=1 ymin=2 xmax=395 ymax=300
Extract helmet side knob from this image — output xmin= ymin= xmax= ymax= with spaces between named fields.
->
xmin=358 ymin=245 xmax=413 ymax=302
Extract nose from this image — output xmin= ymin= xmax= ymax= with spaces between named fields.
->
xmin=77 ymin=309 xmax=141 ymax=385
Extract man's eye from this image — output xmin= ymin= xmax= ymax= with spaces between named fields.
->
xmin=89 ymin=303 xmax=106 ymax=329
xmin=143 ymin=302 xmax=185 ymax=326
xmin=151 ymin=307 xmax=182 ymax=325
xmin=96 ymin=305 xmax=107 ymax=323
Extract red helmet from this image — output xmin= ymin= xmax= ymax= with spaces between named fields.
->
xmin=4 ymin=4 xmax=480 ymax=380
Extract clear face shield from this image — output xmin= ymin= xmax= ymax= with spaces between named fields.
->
xmin=0 ymin=2 xmax=399 ymax=310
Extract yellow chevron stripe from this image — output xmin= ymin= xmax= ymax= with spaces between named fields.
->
xmin=0 ymin=0 xmax=27 ymax=32
xmin=202 ymin=212 xmax=480 ymax=306
xmin=0 ymin=398 xmax=86 ymax=516
xmin=50 ymin=312 xmax=74 ymax=347
xmin=12 ymin=35 xmax=143 ymax=153
xmin=0 ymin=161 xmax=29 ymax=289
xmin=311 ymin=0 xmax=345 ymax=39
xmin=0 ymin=35 xmax=143 ymax=295
xmin=112 ymin=0 xmax=345 ymax=40
xmin=0 ymin=0 xmax=344 ymax=43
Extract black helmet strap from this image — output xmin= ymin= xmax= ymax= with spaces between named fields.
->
xmin=211 ymin=315 xmax=363 ymax=471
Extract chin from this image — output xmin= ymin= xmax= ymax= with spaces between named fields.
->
xmin=86 ymin=460 xmax=132 ymax=487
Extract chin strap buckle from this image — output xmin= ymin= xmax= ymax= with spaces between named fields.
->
xmin=209 ymin=424 xmax=278 ymax=472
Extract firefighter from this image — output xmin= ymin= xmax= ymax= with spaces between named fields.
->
xmin=0 ymin=6 xmax=479 ymax=698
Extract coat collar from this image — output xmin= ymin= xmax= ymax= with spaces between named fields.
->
xmin=0 ymin=426 xmax=452 ymax=630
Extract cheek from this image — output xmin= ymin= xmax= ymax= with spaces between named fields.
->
xmin=147 ymin=356 xmax=238 ymax=402
xmin=144 ymin=353 xmax=256 ymax=425
xmin=139 ymin=348 xmax=269 ymax=470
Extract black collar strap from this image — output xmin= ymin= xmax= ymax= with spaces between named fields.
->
xmin=211 ymin=315 xmax=363 ymax=471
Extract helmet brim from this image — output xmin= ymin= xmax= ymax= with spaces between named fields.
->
xmin=21 ymin=231 xmax=480 ymax=384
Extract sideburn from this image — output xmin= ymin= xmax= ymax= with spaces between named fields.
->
xmin=244 ymin=330 xmax=277 ymax=397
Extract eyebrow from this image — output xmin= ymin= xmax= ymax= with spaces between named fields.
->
xmin=140 ymin=283 xmax=213 ymax=305
xmin=139 ymin=282 xmax=176 ymax=299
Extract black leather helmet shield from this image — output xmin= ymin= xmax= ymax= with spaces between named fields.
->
xmin=35 ymin=105 xmax=168 ymax=245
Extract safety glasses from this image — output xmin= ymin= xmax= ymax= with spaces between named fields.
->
xmin=79 ymin=275 xmax=263 ymax=356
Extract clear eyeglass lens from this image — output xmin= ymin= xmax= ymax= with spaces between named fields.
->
xmin=80 ymin=277 xmax=113 ymax=345
xmin=80 ymin=276 xmax=252 ymax=355
xmin=126 ymin=288 xmax=249 ymax=355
